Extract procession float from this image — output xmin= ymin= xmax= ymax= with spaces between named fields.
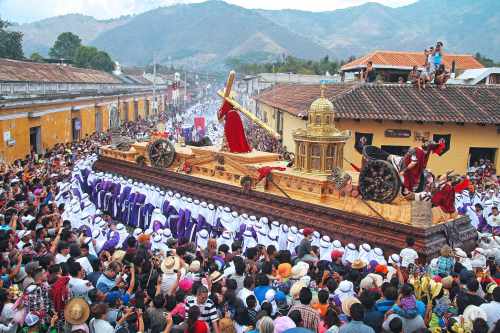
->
xmin=96 ymin=71 xmax=476 ymax=259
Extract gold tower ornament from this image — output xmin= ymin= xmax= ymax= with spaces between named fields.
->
xmin=292 ymin=84 xmax=351 ymax=175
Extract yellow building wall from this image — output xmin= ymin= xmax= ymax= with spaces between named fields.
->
xmin=128 ymin=99 xmax=135 ymax=122
xmin=0 ymin=117 xmax=31 ymax=162
xmin=138 ymin=99 xmax=145 ymax=119
xmin=260 ymin=103 xmax=500 ymax=175
xmin=98 ymin=106 xmax=109 ymax=132
xmin=80 ymin=107 xmax=97 ymax=137
xmin=39 ymin=110 xmax=72 ymax=147
xmin=0 ymin=92 xmax=163 ymax=163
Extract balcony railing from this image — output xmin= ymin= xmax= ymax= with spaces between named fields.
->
xmin=0 ymin=81 xmax=167 ymax=98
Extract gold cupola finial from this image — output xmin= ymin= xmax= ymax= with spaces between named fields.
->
xmin=320 ymin=84 xmax=326 ymax=98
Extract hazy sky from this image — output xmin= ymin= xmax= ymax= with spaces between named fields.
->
xmin=0 ymin=0 xmax=417 ymax=24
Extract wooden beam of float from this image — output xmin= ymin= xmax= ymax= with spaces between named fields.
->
xmin=217 ymin=70 xmax=281 ymax=141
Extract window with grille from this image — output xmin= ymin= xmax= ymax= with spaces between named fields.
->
xmin=298 ymin=143 xmax=306 ymax=169
xmin=325 ymin=144 xmax=336 ymax=170
xmin=311 ymin=143 xmax=321 ymax=170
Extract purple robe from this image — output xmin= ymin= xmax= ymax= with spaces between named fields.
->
xmin=140 ymin=203 xmax=155 ymax=230
xmin=117 ymin=186 xmax=132 ymax=222
xmin=101 ymin=230 xmax=120 ymax=253
xmin=129 ymin=193 xmax=146 ymax=227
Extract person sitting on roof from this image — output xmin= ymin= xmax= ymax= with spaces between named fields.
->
xmin=362 ymin=61 xmax=377 ymax=83
xmin=418 ymin=63 xmax=432 ymax=91
xmin=435 ymin=64 xmax=450 ymax=90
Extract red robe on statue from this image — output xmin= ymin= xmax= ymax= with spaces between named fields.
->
xmin=402 ymin=142 xmax=445 ymax=192
xmin=218 ymin=100 xmax=252 ymax=153
xmin=432 ymin=183 xmax=455 ymax=213
xmin=403 ymin=147 xmax=427 ymax=191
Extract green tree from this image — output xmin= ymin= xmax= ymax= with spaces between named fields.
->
xmin=474 ymin=52 xmax=499 ymax=67
xmin=30 ymin=52 xmax=44 ymax=62
xmin=49 ymin=32 xmax=82 ymax=60
xmin=90 ymin=50 xmax=115 ymax=72
xmin=74 ymin=46 xmax=115 ymax=72
xmin=74 ymin=45 xmax=98 ymax=68
xmin=0 ymin=19 xmax=24 ymax=60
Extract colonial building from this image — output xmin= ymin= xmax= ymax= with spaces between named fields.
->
xmin=254 ymin=83 xmax=500 ymax=175
xmin=340 ymin=50 xmax=483 ymax=82
xmin=0 ymin=58 xmax=165 ymax=163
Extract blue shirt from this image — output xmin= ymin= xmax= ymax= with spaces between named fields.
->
xmin=96 ymin=273 xmax=116 ymax=293
xmin=339 ymin=320 xmax=375 ymax=333
xmin=434 ymin=52 xmax=442 ymax=65
xmin=375 ymin=299 xmax=395 ymax=314
xmin=254 ymin=285 xmax=272 ymax=305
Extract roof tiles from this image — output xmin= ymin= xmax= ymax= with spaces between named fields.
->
xmin=254 ymin=83 xmax=500 ymax=124
xmin=340 ymin=50 xmax=484 ymax=71
xmin=0 ymin=58 xmax=121 ymax=84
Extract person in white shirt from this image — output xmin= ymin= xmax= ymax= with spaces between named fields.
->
xmin=67 ymin=261 xmax=94 ymax=301
xmin=479 ymin=286 xmax=500 ymax=328
xmin=55 ymin=242 xmax=71 ymax=264
xmin=237 ymin=275 xmax=255 ymax=307
xmin=399 ymin=236 xmax=419 ymax=268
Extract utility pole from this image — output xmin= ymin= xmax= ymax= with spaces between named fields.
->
xmin=153 ymin=53 xmax=157 ymax=115
xmin=184 ymin=70 xmax=187 ymax=107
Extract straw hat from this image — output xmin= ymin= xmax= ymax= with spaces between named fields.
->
xmin=290 ymin=281 xmax=306 ymax=299
xmin=189 ymin=260 xmax=201 ymax=273
xmin=64 ymin=297 xmax=90 ymax=325
xmin=209 ymin=271 xmax=224 ymax=284
xmin=161 ymin=256 xmax=180 ymax=274
xmin=291 ymin=261 xmax=309 ymax=279
xmin=351 ymin=259 xmax=366 ymax=270
xmin=341 ymin=296 xmax=360 ymax=317
xmin=111 ymin=250 xmax=126 ymax=263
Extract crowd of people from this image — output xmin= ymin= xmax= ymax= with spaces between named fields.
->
xmin=407 ymin=42 xmax=451 ymax=90
xmin=360 ymin=41 xmax=451 ymax=90
xmin=0 ymin=112 xmax=498 ymax=333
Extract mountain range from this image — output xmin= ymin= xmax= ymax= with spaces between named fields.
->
xmin=11 ymin=0 xmax=500 ymax=68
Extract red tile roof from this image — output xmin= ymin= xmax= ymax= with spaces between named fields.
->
xmin=255 ymin=84 xmax=357 ymax=118
xmin=254 ymin=83 xmax=500 ymax=124
xmin=340 ymin=51 xmax=483 ymax=71
xmin=0 ymin=58 xmax=121 ymax=84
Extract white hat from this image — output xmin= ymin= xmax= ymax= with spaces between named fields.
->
xmin=389 ymin=253 xmax=401 ymax=265
xmin=231 ymin=211 xmax=238 ymax=218
xmin=162 ymin=229 xmax=172 ymax=238
xmin=92 ymin=229 xmax=101 ymax=239
xmin=454 ymin=248 xmax=467 ymax=258
xmin=224 ymin=206 xmax=231 ymax=213
xmin=133 ymin=228 xmax=143 ymax=238
xmin=208 ymin=204 xmax=215 ymax=210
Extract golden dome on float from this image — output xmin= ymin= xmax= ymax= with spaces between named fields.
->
xmin=309 ymin=87 xmax=334 ymax=114
xmin=292 ymin=84 xmax=351 ymax=175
